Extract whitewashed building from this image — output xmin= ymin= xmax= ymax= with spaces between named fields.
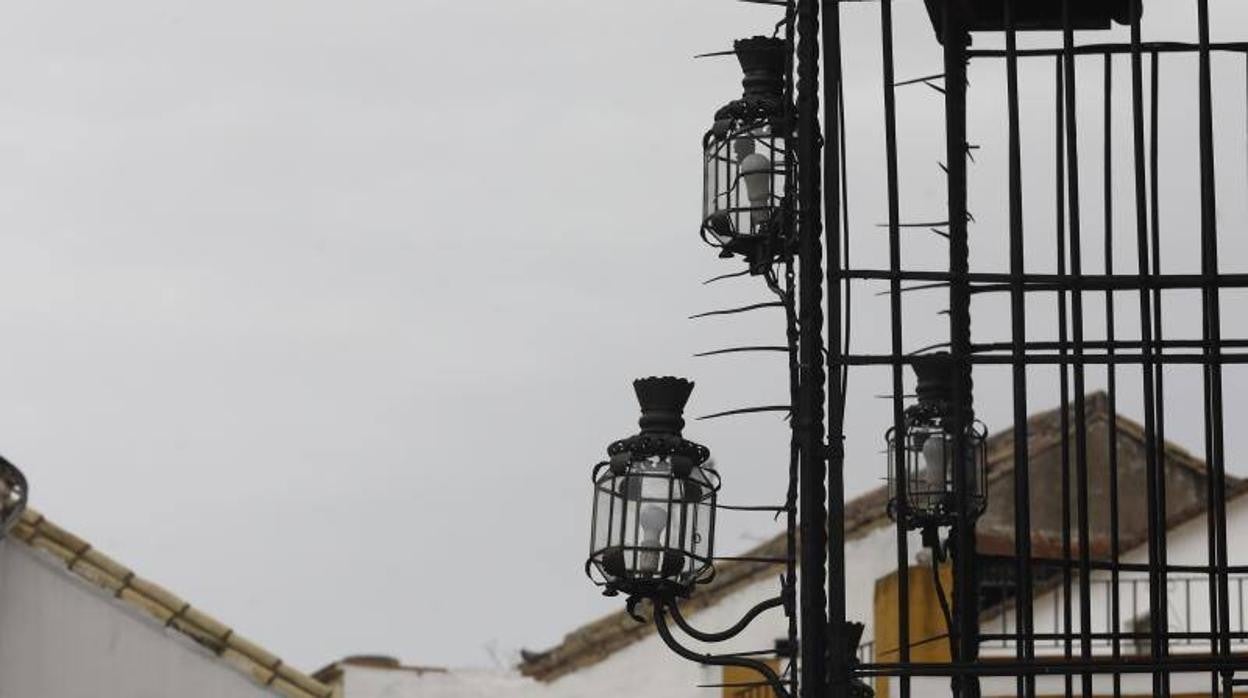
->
xmin=513 ymin=394 xmax=1247 ymax=698
xmin=4 ymin=393 xmax=1239 ymax=698
xmin=0 ymin=507 xmax=335 ymax=698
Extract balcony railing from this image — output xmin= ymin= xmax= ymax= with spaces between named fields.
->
xmin=855 ymin=574 xmax=1248 ymax=665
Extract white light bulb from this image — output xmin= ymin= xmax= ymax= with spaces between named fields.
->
xmin=637 ymin=504 xmax=669 ymax=574
xmin=921 ymin=434 xmax=947 ymax=500
xmin=739 ymin=152 xmax=772 ymax=207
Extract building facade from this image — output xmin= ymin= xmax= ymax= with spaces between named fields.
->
xmin=0 ymin=509 xmax=334 ymax=698
xmin=518 ymin=394 xmax=1247 ymax=698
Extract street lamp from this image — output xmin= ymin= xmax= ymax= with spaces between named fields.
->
xmin=0 ymin=454 xmax=28 ymax=538
xmin=586 ymin=377 xmax=719 ymax=599
xmin=585 ymin=377 xmax=795 ymax=698
xmin=701 ymin=36 xmax=790 ymax=271
xmin=886 ymin=353 xmax=987 ymax=533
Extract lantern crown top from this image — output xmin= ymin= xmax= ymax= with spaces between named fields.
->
xmin=912 ymin=353 xmax=954 ymax=406
xmin=633 ymin=376 xmax=694 ymax=435
xmin=733 ymin=36 xmax=786 ymax=101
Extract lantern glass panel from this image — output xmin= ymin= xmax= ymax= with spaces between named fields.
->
xmin=588 ymin=455 xmax=720 ymax=595
xmin=702 ymin=121 xmax=787 ymax=249
xmin=887 ymin=421 xmax=988 ymax=528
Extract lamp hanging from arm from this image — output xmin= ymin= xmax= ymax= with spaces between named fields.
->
xmin=701 ymin=36 xmax=791 ymax=273
xmin=584 ymin=377 xmax=802 ymax=698
xmin=586 ymin=377 xmax=719 ymax=599
xmin=886 ymin=352 xmax=988 ymax=533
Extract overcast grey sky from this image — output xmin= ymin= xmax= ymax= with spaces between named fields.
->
xmin=1 ymin=0 xmax=1247 ymax=674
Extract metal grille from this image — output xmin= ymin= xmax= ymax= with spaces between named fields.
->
xmin=823 ymin=0 xmax=1248 ymax=696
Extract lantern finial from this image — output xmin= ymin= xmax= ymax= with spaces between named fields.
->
xmin=912 ymin=352 xmax=954 ymax=406
xmin=733 ymin=36 xmax=786 ymax=101
xmin=633 ymin=376 xmax=694 ymax=435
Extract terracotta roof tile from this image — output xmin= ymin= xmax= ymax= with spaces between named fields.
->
xmin=7 ymin=508 xmax=336 ymax=698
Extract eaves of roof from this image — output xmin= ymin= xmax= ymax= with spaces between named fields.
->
xmin=7 ymin=508 xmax=336 ymax=698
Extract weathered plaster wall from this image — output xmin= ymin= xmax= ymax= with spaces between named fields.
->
xmin=0 ymin=540 xmax=281 ymax=698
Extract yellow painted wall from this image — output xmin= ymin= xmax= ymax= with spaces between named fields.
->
xmin=873 ymin=564 xmax=953 ymax=697
xmin=721 ymin=661 xmax=782 ymax=698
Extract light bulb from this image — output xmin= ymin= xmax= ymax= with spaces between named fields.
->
xmin=921 ymin=433 xmax=947 ymax=500
xmin=637 ymin=504 xmax=669 ymax=574
xmin=739 ymin=153 xmax=772 ymax=205
xmin=739 ymin=152 xmax=773 ymax=232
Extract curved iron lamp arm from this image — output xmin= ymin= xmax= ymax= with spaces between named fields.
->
xmin=665 ymin=593 xmax=786 ymax=643
xmin=652 ymin=595 xmax=791 ymax=698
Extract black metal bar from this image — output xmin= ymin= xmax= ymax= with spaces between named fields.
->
xmin=836 ymin=269 xmax=1248 ymax=288
xmin=1004 ymin=3 xmax=1034 ymax=695
xmin=652 ymin=597 xmax=791 ymax=698
xmin=975 ymin=555 xmax=1248 ymax=575
xmin=858 ymin=656 xmax=1248 ymax=678
xmin=667 ymin=595 xmax=785 ymax=643
xmin=1195 ymin=4 xmax=1233 ymax=696
xmin=1060 ymin=5 xmax=1095 ymax=695
xmin=942 ymin=2 xmax=977 ymax=695
xmin=822 ymin=1 xmax=850 ymax=696
xmin=781 ymin=8 xmax=800 ymax=698
xmin=1102 ymin=49 xmax=1123 ymax=698
xmin=1147 ymin=46 xmax=1171 ymax=698
xmin=839 ymin=353 xmax=1248 ymax=366
xmin=979 ymin=630 xmax=1248 ymax=642
xmin=1127 ymin=4 xmax=1166 ymax=691
xmin=694 ymin=346 xmax=790 ymax=357
xmin=697 ymin=405 xmax=792 ymax=420
xmin=689 ymin=302 xmax=786 ymax=319
xmin=968 ymin=40 xmax=1248 ymax=59
xmin=880 ymin=1 xmax=911 ymax=696
xmin=1055 ymin=52 xmax=1075 ymax=698
xmin=794 ymin=1 xmax=828 ymax=696
xmin=972 ymin=338 xmax=1248 ymax=353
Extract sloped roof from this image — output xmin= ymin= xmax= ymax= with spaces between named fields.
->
xmin=518 ymin=393 xmax=1229 ymax=682
xmin=7 ymin=508 xmax=335 ymax=698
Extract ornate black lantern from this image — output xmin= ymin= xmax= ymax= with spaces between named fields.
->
xmin=0 ymin=453 xmax=28 ymax=538
xmin=886 ymin=354 xmax=987 ymax=531
xmin=701 ymin=36 xmax=790 ymax=270
xmin=587 ymin=377 xmax=719 ymax=598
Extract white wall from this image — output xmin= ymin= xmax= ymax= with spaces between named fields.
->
xmin=342 ymin=666 xmax=539 ymax=698
xmin=0 ymin=539 xmax=282 ymax=698
xmin=973 ymin=494 xmax=1248 ymax=698
xmin=535 ymin=523 xmax=923 ymax=698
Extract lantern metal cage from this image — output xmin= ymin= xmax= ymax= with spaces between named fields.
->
xmin=586 ymin=377 xmax=720 ymax=598
xmin=701 ymin=36 xmax=790 ymax=269
xmin=885 ymin=355 xmax=988 ymax=531
xmin=885 ymin=407 xmax=987 ymax=531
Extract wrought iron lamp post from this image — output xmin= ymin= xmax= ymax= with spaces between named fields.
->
xmin=582 ymin=0 xmax=849 ymax=695
xmin=581 ymin=0 xmax=843 ymax=693
xmin=586 ymin=377 xmax=792 ymax=697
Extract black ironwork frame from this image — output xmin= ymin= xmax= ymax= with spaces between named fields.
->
xmin=824 ymin=0 xmax=1248 ymax=696
xmin=590 ymin=0 xmax=1248 ymax=696
xmin=592 ymin=1 xmax=829 ymax=695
